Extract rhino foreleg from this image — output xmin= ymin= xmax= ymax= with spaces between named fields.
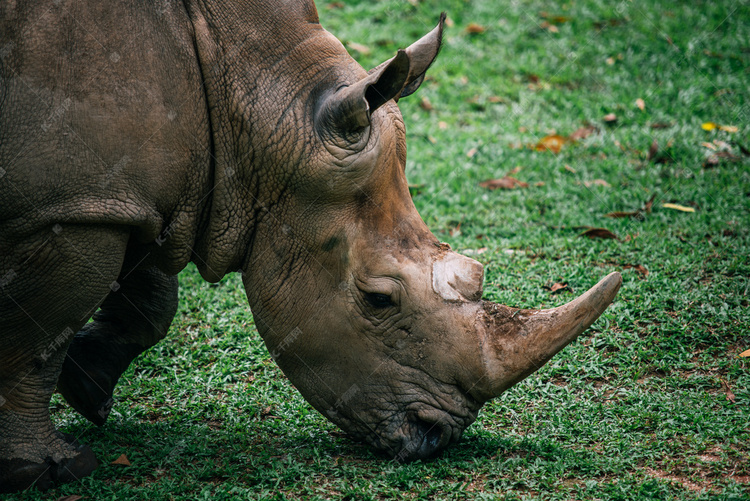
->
xmin=57 ymin=265 xmax=178 ymax=426
xmin=0 ymin=225 xmax=129 ymax=492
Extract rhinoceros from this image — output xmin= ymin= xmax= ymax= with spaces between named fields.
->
xmin=0 ymin=0 xmax=621 ymax=492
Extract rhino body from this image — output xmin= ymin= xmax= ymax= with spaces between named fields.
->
xmin=0 ymin=0 xmax=621 ymax=492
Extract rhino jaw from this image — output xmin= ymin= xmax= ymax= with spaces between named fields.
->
xmin=473 ymin=272 xmax=622 ymax=401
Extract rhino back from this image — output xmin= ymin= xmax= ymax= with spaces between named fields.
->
xmin=0 ymin=0 xmax=211 ymax=270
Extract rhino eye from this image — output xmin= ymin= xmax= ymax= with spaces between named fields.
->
xmin=363 ymin=292 xmax=394 ymax=309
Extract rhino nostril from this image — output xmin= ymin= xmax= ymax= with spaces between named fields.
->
xmin=412 ymin=418 xmax=447 ymax=460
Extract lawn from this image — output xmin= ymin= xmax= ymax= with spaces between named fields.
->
xmin=27 ymin=0 xmax=750 ymax=499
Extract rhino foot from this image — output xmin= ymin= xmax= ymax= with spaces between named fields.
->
xmin=57 ymin=338 xmax=127 ymax=426
xmin=0 ymin=433 xmax=98 ymax=493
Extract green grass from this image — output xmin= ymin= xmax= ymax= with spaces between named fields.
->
xmin=23 ymin=0 xmax=750 ymax=499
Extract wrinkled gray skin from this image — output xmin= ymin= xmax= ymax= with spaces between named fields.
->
xmin=0 ymin=0 xmax=621 ymax=492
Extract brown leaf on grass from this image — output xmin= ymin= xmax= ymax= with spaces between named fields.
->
xmin=479 ymin=177 xmax=529 ymax=190
xmin=347 ymin=42 xmax=371 ymax=55
xmin=650 ymin=122 xmax=673 ymax=129
xmin=643 ymin=194 xmax=656 ymax=212
xmin=506 ymin=165 xmax=522 ymax=175
xmin=326 ymin=1 xmax=344 ymax=8
xmin=635 ymin=98 xmax=645 ymax=110
xmin=584 ymin=179 xmax=611 ymax=187
xmin=419 ymin=96 xmax=433 ymax=111
xmin=720 ymin=379 xmax=736 ymax=404
xmin=569 ymin=124 xmax=599 ymax=141
xmin=605 ymin=194 xmax=655 ymax=220
xmin=544 ymin=282 xmax=571 ymax=294
xmin=57 ymin=496 xmax=83 ymax=501
xmin=703 ymin=151 xmax=741 ymax=168
xmin=605 ymin=211 xmax=640 ymax=219
xmin=539 ymin=21 xmax=559 ymax=32
xmin=603 ymin=113 xmax=617 ymax=124
xmin=488 ymin=96 xmax=504 ymax=103
xmin=739 ymin=349 xmax=750 ymax=357
xmin=535 ymin=134 xmax=566 ymax=153
xmin=466 ymin=147 xmax=478 ymax=158
xmin=539 ymin=12 xmax=570 ymax=24
xmin=466 ymin=23 xmax=486 ymax=34
xmin=112 ymin=454 xmax=131 ymax=466
xmin=579 ymin=227 xmax=619 ymax=240
xmin=647 ymin=139 xmax=659 ymax=161
xmin=623 ymin=264 xmax=649 ymax=277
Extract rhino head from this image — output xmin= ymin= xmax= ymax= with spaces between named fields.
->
xmin=194 ymin=13 xmax=621 ymax=461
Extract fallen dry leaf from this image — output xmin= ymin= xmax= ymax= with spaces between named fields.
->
xmin=650 ymin=122 xmax=672 ymax=129
xmin=539 ymin=21 xmax=559 ymax=32
xmin=479 ymin=177 xmax=529 ymax=190
xmin=643 ymin=193 xmax=656 ymax=212
xmin=720 ymin=379 xmax=736 ymax=404
xmin=438 ymin=121 xmax=448 ymax=129
xmin=739 ymin=349 xmax=750 ymax=357
xmin=546 ymin=282 xmax=571 ymax=294
xmin=56 ymin=496 xmax=83 ymax=501
xmin=635 ymin=98 xmax=645 ymax=110
xmin=701 ymin=141 xmax=717 ymax=150
xmin=603 ymin=113 xmax=617 ymax=124
xmin=506 ymin=165 xmax=522 ymax=175
xmin=535 ymin=134 xmax=566 ymax=153
xmin=605 ymin=211 xmax=639 ymax=219
xmin=347 ymin=42 xmax=371 ymax=55
xmin=579 ymin=227 xmax=619 ymax=240
xmin=606 ymin=57 xmax=615 ymax=65
xmin=662 ymin=203 xmax=695 ymax=213
xmin=419 ymin=96 xmax=433 ymax=111
xmin=647 ymin=139 xmax=659 ymax=161
xmin=703 ymin=151 xmax=741 ymax=168
xmin=623 ymin=264 xmax=649 ymax=277
xmin=466 ymin=147 xmax=478 ymax=158
xmin=605 ymin=194 xmax=655 ymax=220
xmin=488 ymin=96 xmax=504 ymax=103
xmin=466 ymin=23 xmax=486 ymax=34
xmin=112 ymin=454 xmax=131 ymax=466
xmin=584 ymin=179 xmax=611 ymax=188
xmin=326 ymin=1 xmax=344 ymax=8
xmin=569 ymin=124 xmax=598 ymax=141
xmin=564 ymin=164 xmax=576 ymax=173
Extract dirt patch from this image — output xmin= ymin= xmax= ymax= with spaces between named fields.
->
xmin=645 ymin=467 xmax=707 ymax=493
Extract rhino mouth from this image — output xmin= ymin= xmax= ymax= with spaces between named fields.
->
xmin=362 ymin=402 xmax=478 ymax=462
xmin=398 ymin=414 xmax=453 ymax=461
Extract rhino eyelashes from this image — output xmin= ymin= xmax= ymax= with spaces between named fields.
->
xmin=363 ymin=292 xmax=395 ymax=309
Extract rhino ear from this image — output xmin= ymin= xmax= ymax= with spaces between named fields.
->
xmin=397 ymin=12 xmax=445 ymax=99
xmin=316 ymin=50 xmax=410 ymax=144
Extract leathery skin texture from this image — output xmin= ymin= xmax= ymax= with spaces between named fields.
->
xmin=0 ymin=0 xmax=620 ymax=491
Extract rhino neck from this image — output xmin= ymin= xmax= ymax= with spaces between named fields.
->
xmin=182 ymin=0 xmax=319 ymax=282
xmin=183 ymin=0 xmax=358 ymax=283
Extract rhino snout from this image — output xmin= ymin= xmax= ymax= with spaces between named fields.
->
xmin=392 ymin=411 xmax=456 ymax=462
